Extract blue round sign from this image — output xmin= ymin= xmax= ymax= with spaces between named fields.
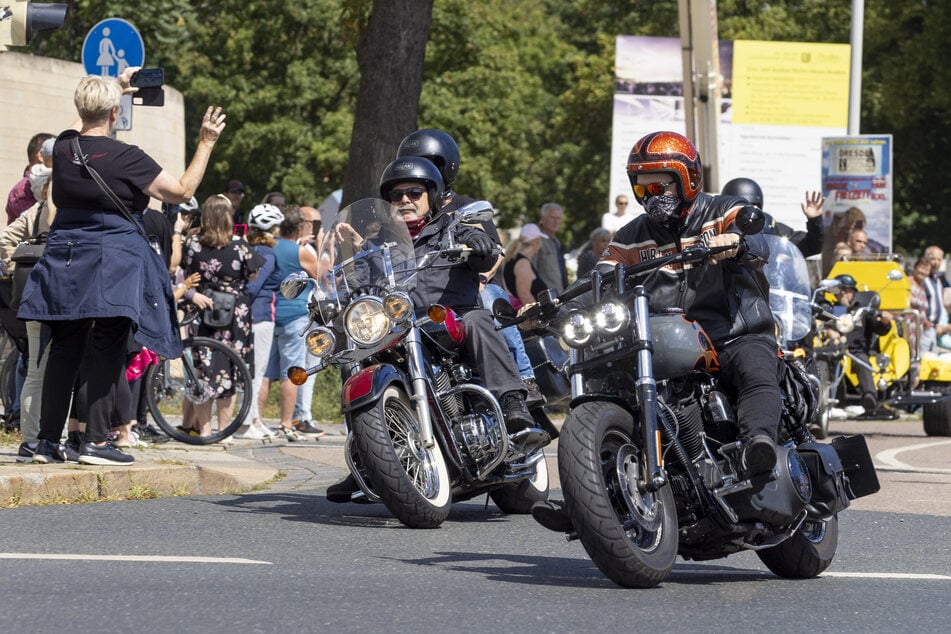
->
xmin=81 ymin=18 xmax=144 ymax=77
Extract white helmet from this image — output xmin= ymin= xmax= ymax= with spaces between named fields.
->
xmin=248 ymin=203 xmax=284 ymax=230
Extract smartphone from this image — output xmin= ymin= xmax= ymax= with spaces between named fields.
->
xmin=233 ymin=224 xmax=248 ymax=238
xmin=130 ymin=68 xmax=164 ymax=88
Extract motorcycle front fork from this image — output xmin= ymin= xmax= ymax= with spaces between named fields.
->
xmin=404 ymin=328 xmax=437 ymax=449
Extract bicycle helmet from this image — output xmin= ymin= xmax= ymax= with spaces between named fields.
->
xmin=379 ymin=156 xmax=445 ymax=215
xmin=627 ymin=131 xmax=703 ymax=205
xmin=721 ymin=177 xmax=764 ymax=208
xmin=248 ymin=203 xmax=285 ymax=230
xmin=396 ymin=128 xmax=460 ymax=187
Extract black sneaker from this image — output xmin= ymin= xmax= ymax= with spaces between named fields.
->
xmin=32 ymin=439 xmax=68 ymax=464
xmin=17 ymin=441 xmax=37 ymax=463
xmin=293 ymin=420 xmax=326 ymax=438
xmin=133 ymin=423 xmax=170 ymax=444
xmin=522 ymin=377 xmax=546 ymax=408
xmin=327 ymin=473 xmax=361 ymax=503
xmin=66 ymin=430 xmax=85 ymax=454
xmin=78 ymin=442 xmax=135 ymax=466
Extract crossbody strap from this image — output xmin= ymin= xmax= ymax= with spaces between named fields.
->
xmin=70 ymin=136 xmax=150 ymax=244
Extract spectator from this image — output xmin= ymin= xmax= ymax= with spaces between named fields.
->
xmin=601 ymin=194 xmax=634 ymax=234
xmin=576 ymin=227 xmax=612 ymax=277
xmin=264 ymin=205 xmax=320 ymax=441
xmin=242 ymin=203 xmax=284 ymax=439
xmin=222 ymin=179 xmax=245 ymax=224
xmin=911 ymin=257 xmax=939 ymax=354
xmin=20 ymin=70 xmax=226 ymax=465
xmin=183 ymin=195 xmax=264 ymax=437
xmin=6 ymin=132 xmax=54 ymax=224
xmin=532 ymin=202 xmax=568 ymax=292
xmin=262 ymin=191 xmax=287 ymax=211
xmin=503 ymin=223 xmax=548 ymax=308
xmin=847 ymin=229 xmax=870 ymax=256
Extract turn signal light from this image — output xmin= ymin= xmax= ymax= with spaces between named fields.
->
xmin=287 ymin=366 xmax=309 ymax=386
xmin=428 ymin=304 xmax=447 ymax=323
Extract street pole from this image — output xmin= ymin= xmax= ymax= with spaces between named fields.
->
xmin=848 ymin=0 xmax=864 ymax=135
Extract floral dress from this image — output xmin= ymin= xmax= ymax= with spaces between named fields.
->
xmin=184 ymin=236 xmax=263 ymax=398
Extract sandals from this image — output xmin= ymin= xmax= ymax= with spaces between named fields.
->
xmin=277 ymin=426 xmax=304 ymax=442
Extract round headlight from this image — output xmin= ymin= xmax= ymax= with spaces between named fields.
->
xmin=345 ymin=298 xmax=391 ymax=345
xmin=593 ymin=301 xmax=630 ymax=334
xmin=562 ymin=310 xmax=593 ymax=348
xmin=305 ymin=327 xmax=336 ymax=357
xmin=383 ymin=292 xmax=413 ymax=323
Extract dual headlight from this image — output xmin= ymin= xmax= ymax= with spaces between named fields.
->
xmin=561 ymin=300 xmax=631 ymax=348
xmin=303 ymin=292 xmax=413 ymax=356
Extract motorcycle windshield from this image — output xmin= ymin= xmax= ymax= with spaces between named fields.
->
xmin=314 ymin=198 xmax=416 ymax=322
xmin=763 ymin=234 xmax=812 ymax=342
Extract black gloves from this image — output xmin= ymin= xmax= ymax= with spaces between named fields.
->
xmin=466 ymin=232 xmax=496 ymax=258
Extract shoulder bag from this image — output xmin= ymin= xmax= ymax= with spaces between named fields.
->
xmin=201 ymin=289 xmax=236 ymax=329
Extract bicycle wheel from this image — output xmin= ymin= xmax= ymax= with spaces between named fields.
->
xmin=145 ymin=336 xmax=253 ymax=445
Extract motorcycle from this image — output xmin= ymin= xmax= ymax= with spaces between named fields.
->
xmin=280 ymin=198 xmax=554 ymax=529
xmin=514 ymin=209 xmax=879 ymax=588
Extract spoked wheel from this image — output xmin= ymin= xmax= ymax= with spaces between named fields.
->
xmin=490 ymin=449 xmax=550 ymax=514
xmin=351 ymin=386 xmax=451 ymax=528
xmin=559 ymin=401 xmax=678 ymax=588
xmin=145 ymin=336 xmax=252 ymax=445
xmin=757 ymin=515 xmax=839 ymax=578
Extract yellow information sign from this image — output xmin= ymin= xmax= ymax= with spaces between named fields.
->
xmin=732 ymin=40 xmax=851 ymax=127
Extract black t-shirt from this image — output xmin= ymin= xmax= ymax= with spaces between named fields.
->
xmin=52 ymin=130 xmax=163 ymax=213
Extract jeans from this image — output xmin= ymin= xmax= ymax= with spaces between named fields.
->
xmin=249 ymin=320 xmax=275 ymax=422
xmin=715 ymin=334 xmax=782 ymax=440
xmin=480 ymin=283 xmax=534 ymax=380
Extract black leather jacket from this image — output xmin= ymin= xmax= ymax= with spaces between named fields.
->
xmin=605 ymin=192 xmax=773 ymax=347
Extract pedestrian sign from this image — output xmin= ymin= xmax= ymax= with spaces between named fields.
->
xmin=81 ymin=18 xmax=144 ymax=78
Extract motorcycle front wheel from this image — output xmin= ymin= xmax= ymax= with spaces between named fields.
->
xmin=757 ymin=515 xmax=839 ymax=578
xmin=489 ymin=449 xmax=550 ymax=514
xmin=559 ymin=401 xmax=678 ymax=588
xmin=351 ymin=386 xmax=451 ymax=528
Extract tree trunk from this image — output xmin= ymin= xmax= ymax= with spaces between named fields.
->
xmin=340 ymin=0 xmax=434 ymax=208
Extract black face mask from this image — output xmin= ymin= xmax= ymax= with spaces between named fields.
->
xmin=644 ymin=194 xmax=684 ymax=229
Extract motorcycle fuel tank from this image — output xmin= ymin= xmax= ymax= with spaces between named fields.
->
xmin=649 ymin=313 xmax=719 ymax=380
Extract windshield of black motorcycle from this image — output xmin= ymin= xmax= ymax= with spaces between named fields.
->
xmin=315 ymin=198 xmax=416 ymax=322
xmin=763 ymin=234 xmax=813 ymax=342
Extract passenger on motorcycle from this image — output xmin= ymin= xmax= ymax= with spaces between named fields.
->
xmin=609 ymin=131 xmax=780 ymax=483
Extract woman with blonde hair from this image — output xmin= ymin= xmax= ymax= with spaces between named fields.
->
xmin=182 ymin=195 xmax=264 ymax=437
xmin=19 ymin=69 xmax=226 ymax=465
xmin=503 ymin=223 xmax=548 ymax=308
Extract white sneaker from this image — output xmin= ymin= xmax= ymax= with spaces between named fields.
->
xmin=844 ymin=405 xmax=865 ymax=417
xmin=239 ymin=425 xmax=267 ymax=440
xmin=829 ymin=407 xmax=849 ymax=420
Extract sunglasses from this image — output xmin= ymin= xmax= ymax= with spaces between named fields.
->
xmin=633 ymin=180 xmax=675 ymax=198
xmin=387 ymin=187 xmax=425 ymax=203
xmin=618 ymin=201 xmax=628 ymax=206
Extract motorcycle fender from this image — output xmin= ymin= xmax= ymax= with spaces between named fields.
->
xmin=341 ymin=364 xmax=408 ymax=414
xmin=570 ymin=394 xmax=637 ymax=428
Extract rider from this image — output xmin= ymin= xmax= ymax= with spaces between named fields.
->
xmin=612 ymin=132 xmax=780 ymax=481
xmin=825 ymin=273 xmax=894 ymax=415
xmin=396 ymin=129 xmax=544 ymax=405
xmin=327 ymin=156 xmax=548 ymax=503
xmin=721 ymin=177 xmax=825 ymax=258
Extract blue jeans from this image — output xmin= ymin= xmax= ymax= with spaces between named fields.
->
xmin=480 ymin=283 xmax=534 ymax=380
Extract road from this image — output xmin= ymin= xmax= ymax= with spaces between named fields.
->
xmin=0 ymin=418 xmax=949 ymax=632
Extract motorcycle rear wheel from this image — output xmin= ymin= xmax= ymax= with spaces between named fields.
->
xmin=559 ymin=401 xmax=678 ymax=588
xmin=351 ymin=386 xmax=451 ymax=528
xmin=757 ymin=515 xmax=839 ymax=578
xmin=489 ymin=449 xmax=550 ymax=514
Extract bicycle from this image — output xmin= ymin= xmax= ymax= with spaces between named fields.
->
xmin=144 ymin=335 xmax=253 ymax=445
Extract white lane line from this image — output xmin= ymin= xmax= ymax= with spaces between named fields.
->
xmin=876 ymin=439 xmax=951 ymax=473
xmin=822 ymin=572 xmax=951 ymax=580
xmin=0 ymin=553 xmax=271 ymax=564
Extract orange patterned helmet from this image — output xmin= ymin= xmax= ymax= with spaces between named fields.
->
xmin=627 ymin=131 xmax=703 ymax=204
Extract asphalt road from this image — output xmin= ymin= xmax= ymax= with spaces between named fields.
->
xmin=1 ymin=417 xmax=949 ymax=632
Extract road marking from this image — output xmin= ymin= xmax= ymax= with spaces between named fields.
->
xmin=876 ymin=439 xmax=951 ymax=474
xmin=822 ymin=571 xmax=951 ymax=580
xmin=0 ymin=553 xmax=271 ymax=565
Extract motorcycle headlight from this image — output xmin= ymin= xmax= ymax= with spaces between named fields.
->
xmin=383 ymin=291 xmax=413 ymax=323
xmin=344 ymin=298 xmax=391 ymax=345
xmin=305 ymin=327 xmax=336 ymax=357
xmin=592 ymin=301 xmax=629 ymax=334
xmin=562 ymin=310 xmax=593 ymax=348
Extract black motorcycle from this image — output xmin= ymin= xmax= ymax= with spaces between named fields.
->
xmin=513 ymin=209 xmax=879 ymax=588
xmin=280 ymin=198 xmax=554 ymax=528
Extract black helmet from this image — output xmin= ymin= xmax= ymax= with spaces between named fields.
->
xmin=721 ymin=177 xmax=764 ymax=208
xmin=396 ymin=129 xmax=460 ymax=187
xmin=379 ymin=156 xmax=445 ymax=214
xmin=834 ymin=273 xmax=857 ymax=290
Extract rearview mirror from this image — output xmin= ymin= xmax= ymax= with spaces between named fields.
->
xmin=280 ymin=271 xmax=312 ymax=299
xmin=736 ymin=206 xmax=765 ymax=236
xmin=456 ymin=200 xmax=495 ymax=225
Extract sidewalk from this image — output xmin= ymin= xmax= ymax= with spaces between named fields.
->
xmin=0 ymin=421 xmax=350 ymax=507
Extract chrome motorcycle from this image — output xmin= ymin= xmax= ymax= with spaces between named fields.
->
xmin=281 ymin=198 xmax=553 ymax=529
xmin=518 ymin=210 xmax=879 ymax=588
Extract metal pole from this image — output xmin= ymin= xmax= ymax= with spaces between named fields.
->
xmin=848 ymin=0 xmax=864 ymax=135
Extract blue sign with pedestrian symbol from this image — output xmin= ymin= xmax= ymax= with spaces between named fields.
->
xmin=81 ymin=18 xmax=144 ymax=78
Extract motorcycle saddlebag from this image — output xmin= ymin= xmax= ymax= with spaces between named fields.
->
xmin=831 ymin=434 xmax=881 ymax=500
xmin=796 ymin=441 xmax=852 ymax=517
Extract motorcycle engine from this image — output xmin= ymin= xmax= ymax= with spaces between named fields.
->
xmin=453 ymin=412 xmax=499 ymax=463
